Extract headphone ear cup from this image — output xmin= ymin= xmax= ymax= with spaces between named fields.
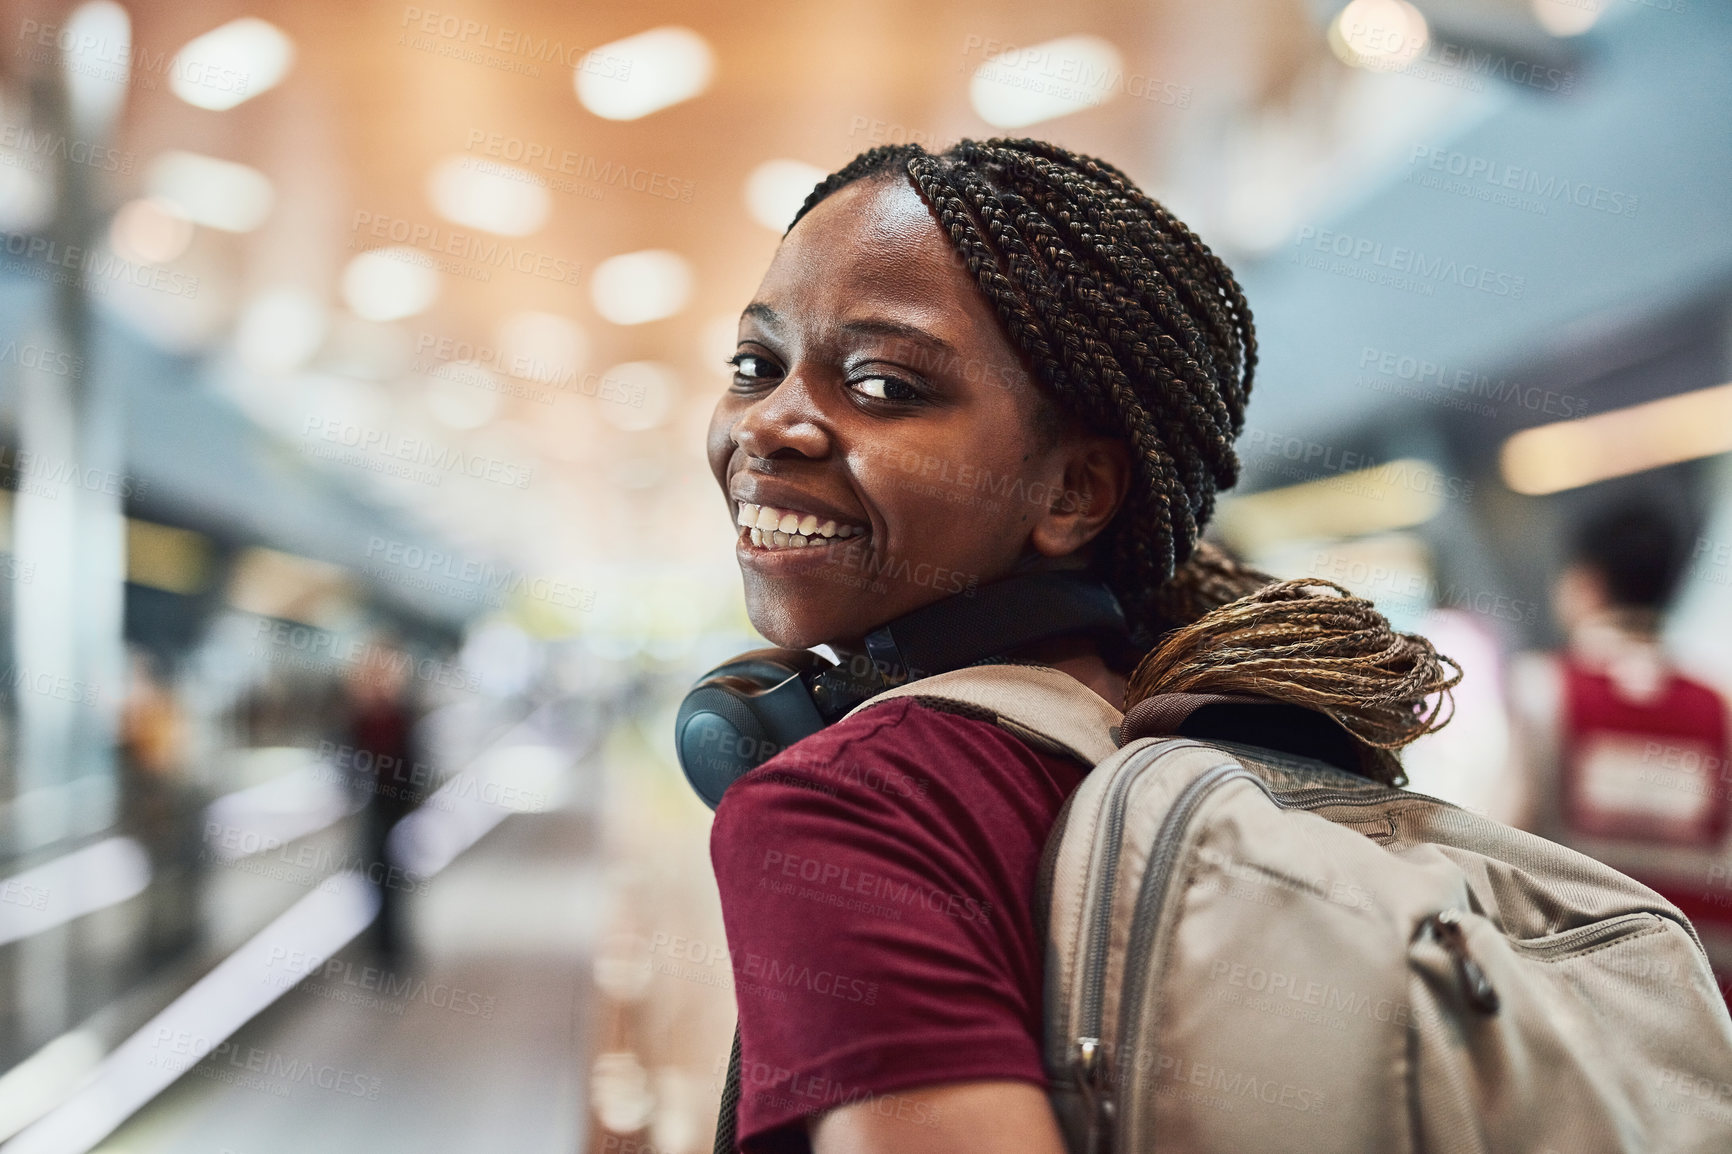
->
xmin=676 ymin=681 xmax=780 ymax=809
xmin=674 ymin=649 xmax=834 ymax=809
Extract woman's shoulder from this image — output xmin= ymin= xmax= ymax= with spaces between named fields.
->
xmin=713 ymin=694 xmax=1087 ymax=844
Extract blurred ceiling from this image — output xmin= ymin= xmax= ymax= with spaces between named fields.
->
xmin=0 ymin=0 xmax=1720 ymax=635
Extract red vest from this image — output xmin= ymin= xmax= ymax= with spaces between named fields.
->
xmin=1561 ymin=659 xmax=1732 ymax=934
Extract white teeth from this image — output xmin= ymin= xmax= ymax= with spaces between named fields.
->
xmin=735 ymin=502 xmax=866 ymax=546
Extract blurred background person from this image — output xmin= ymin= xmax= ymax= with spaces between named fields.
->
xmin=344 ymin=636 xmax=423 ymax=966
xmin=118 ymin=646 xmax=203 ymax=964
xmin=1510 ymin=501 xmax=1732 ymax=996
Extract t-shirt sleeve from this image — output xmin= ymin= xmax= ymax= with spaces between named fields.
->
xmin=709 ymin=697 xmax=1083 ymax=1151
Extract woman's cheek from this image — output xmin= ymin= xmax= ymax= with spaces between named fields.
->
xmin=707 ymin=401 xmax=739 ymax=485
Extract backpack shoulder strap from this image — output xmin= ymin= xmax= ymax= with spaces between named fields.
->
xmin=843 ymin=664 xmax=1122 ymax=766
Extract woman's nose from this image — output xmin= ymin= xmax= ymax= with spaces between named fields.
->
xmin=732 ymin=373 xmax=831 ymax=461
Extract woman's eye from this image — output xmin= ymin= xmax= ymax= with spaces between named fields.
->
xmin=852 ymin=376 xmax=919 ymax=402
xmin=729 ymin=354 xmax=779 ymax=383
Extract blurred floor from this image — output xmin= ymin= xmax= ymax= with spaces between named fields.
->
xmin=87 ymin=806 xmax=601 ymax=1154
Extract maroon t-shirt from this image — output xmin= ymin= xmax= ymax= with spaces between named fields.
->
xmin=709 ymin=695 xmax=1089 ymax=1152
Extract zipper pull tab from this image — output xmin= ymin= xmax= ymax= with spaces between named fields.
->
xmin=1074 ymin=1037 xmax=1107 ymax=1154
xmin=1430 ymin=908 xmax=1500 ymax=1014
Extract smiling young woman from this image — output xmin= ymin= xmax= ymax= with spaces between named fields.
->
xmin=703 ymin=140 xmax=1457 ymax=1154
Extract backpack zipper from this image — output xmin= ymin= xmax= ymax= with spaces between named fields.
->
xmin=1423 ymin=908 xmax=1501 ymax=1013
xmin=1068 ymin=743 xmax=1169 ymax=1070
xmin=1507 ymin=911 xmax=1664 ymax=961
xmin=1074 ymin=759 xmax=1257 ymax=1147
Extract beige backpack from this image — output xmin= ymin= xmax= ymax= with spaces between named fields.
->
xmin=855 ymin=664 xmax=1732 ymax=1154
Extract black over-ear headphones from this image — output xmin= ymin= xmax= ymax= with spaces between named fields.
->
xmin=674 ymin=571 xmax=1130 ymax=809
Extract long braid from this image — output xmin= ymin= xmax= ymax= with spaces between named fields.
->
xmin=790 ymin=139 xmax=1458 ymax=779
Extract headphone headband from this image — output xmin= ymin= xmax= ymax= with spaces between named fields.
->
xmin=675 ymin=571 xmax=1128 ymax=809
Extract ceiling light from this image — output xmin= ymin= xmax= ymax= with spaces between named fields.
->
xmin=968 ymin=34 xmax=1122 ymax=128
xmin=1215 ymin=457 xmax=1448 ymax=550
xmin=171 ymin=17 xmax=294 ymax=111
xmin=341 ymin=247 xmax=440 ymax=322
xmin=575 ymin=26 xmax=713 ymax=120
xmin=62 ymin=2 xmax=130 ymax=134
xmin=497 ymin=311 xmax=587 ymax=384
xmin=426 ymin=363 xmax=501 ymax=429
xmin=1329 ymin=0 xmax=1429 ymax=73
xmin=426 ymin=155 xmax=549 ymax=237
xmin=590 ymin=249 xmax=692 ymax=325
xmin=596 ymin=362 xmax=678 ymax=431
xmin=146 ymin=150 xmax=274 ymax=232
xmin=1499 ymin=382 xmax=1732 ymax=496
xmin=109 ymin=198 xmax=194 ymax=265
xmin=235 ymin=288 xmax=327 ymax=373
xmin=0 ymin=164 xmax=52 ymax=233
xmin=743 ymin=159 xmax=827 ymax=232
xmin=1531 ymin=0 xmax=1604 ymax=37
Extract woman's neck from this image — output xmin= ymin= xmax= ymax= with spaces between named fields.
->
xmin=825 ymin=633 xmax=1127 ymax=713
xmin=1002 ymin=634 xmax=1126 ymax=713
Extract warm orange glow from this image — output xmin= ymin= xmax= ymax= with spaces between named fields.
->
xmin=1499 ymin=382 xmax=1732 ymax=495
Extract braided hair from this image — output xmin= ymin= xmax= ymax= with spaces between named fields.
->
xmin=792 ymin=139 xmax=1458 ymax=783
xmin=793 ymin=139 xmax=1255 ymax=652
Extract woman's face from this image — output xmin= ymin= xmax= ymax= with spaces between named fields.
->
xmin=707 ymin=175 xmax=1128 ymax=650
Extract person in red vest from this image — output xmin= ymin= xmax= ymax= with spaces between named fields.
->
xmin=1511 ymin=503 xmax=1732 ymax=998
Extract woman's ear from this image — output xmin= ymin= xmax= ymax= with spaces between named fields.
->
xmin=1028 ymin=435 xmax=1133 ymax=559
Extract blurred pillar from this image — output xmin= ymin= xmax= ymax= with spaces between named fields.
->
xmin=10 ymin=2 xmax=130 ymax=1041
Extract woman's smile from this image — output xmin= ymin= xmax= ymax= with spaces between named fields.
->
xmin=734 ymin=501 xmax=867 ymax=550
xmin=706 ymin=176 xmax=1116 ymax=650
